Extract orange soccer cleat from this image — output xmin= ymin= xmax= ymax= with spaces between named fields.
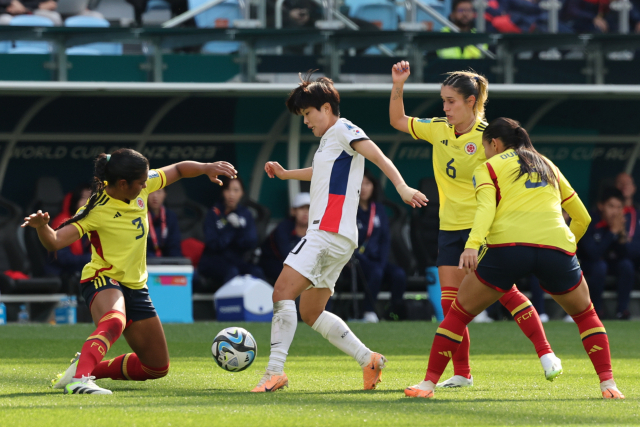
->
xmin=251 ymin=370 xmax=289 ymax=393
xmin=404 ymin=385 xmax=435 ymax=399
xmin=362 ymin=352 xmax=387 ymax=390
xmin=601 ymin=380 xmax=625 ymax=399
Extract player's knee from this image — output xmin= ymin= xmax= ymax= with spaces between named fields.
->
xmin=299 ymin=308 xmax=320 ymax=326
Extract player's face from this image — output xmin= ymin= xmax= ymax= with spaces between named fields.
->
xmin=123 ymin=169 xmax=148 ymax=200
xmin=482 ymin=138 xmax=497 ymax=159
xmin=441 ymin=86 xmax=474 ymax=127
xmin=302 ymin=106 xmax=330 ymax=137
xmin=360 ymin=176 xmax=374 ymax=203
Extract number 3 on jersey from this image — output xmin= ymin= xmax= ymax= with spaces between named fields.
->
xmin=132 ymin=217 xmax=145 ymax=240
xmin=446 ymin=158 xmax=457 ymax=179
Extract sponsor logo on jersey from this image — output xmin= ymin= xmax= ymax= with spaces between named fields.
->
xmin=109 ymin=278 xmax=119 ymax=286
xmin=440 ymin=139 xmax=448 ymax=146
xmin=464 ymin=142 xmax=477 ymax=155
xmin=417 ymin=118 xmax=431 ymax=123
xmin=148 ymin=170 xmax=159 ymax=179
xmin=318 ymin=137 xmax=327 ymax=153
xmin=136 ymin=197 xmax=145 ymax=209
xmin=113 ymin=212 xmax=122 ymax=218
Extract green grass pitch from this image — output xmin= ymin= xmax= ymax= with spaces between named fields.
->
xmin=0 ymin=321 xmax=637 ymax=426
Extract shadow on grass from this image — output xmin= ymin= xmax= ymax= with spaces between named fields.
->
xmin=0 ymin=391 xmax=56 ymax=398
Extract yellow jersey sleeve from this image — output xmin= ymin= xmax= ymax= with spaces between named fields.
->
xmin=407 ymin=117 xmax=435 ymax=143
xmin=557 ymin=168 xmax=591 ymax=242
xmin=146 ymin=169 xmax=167 ymax=194
xmin=70 ymin=202 xmax=99 ymax=237
xmin=466 ymin=163 xmax=497 ymax=249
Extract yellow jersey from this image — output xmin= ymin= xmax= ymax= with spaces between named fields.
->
xmin=466 ymin=149 xmax=591 ymax=255
xmin=70 ymin=169 xmax=167 ymax=290
xmin=408 ymin=116 xmax=487 ymax=230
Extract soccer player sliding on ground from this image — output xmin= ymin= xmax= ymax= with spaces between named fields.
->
xmin=389 ymin=62 xmax=562 ymax=388
xmin=22 ymin=149 xmax=237 ymax=395
xmin=253 ymin=72 xmax=428 ymax=392
xmin=405 ymin=118 xmax=624 ymax=399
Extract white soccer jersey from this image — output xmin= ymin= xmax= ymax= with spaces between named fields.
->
xmin=307 ymin=118 xmax=368 ymax=245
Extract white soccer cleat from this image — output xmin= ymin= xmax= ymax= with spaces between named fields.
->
xmin=64 ymin=376 xmax=112 ymax=395
xmin=539 ymin=313 xmax=550 ymax=323
xmin=540 ymin=353 xmax=563 ymax=381
xmin=51 ymin=352 xmax=81 ymax=389
xmin=436 ymin=375 xmax=473 ymax=388
xmin=600 ymin=379 xmax=625 ymax=399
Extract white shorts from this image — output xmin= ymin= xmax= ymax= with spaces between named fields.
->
xmin=284 ymin=229 xmax=356 ymax=295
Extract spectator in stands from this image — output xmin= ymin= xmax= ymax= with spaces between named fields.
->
xmin=198 ymin=176 xmax=264 ymax=286
xmin=126 ymin=0 xmax=189 ymax=26
xmin=0 ymin=0 xmax=62 ymax=25
xmin=267 ymin=0 xmax=321 ymax=28
xmin=355 ymin=169 xmax=406 ymax=323
xmin=147 ymin=188 xmax=182 ymax=258
xmin=438 ymin=0 xmax=487 ymax=58
xmin=579 ymin=187 xmax=633 ymax=320
xmin=616 ymin=172 xmax=638 ymax=211
xmin=50 ymin=184 xmax=92 ymax=278
xmin=260 ymin=192 xmax=309 ymax=283
xmin=561 ymin=0 xmax=616 ymax=33
xmin=631 ymin=0 xmax=640 ymax=32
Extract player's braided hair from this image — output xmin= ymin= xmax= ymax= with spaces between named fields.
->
xmin=442 ymin=70 xmax=488 ymax=121
xmin=55 ymin=148 xmax=149 ymax=230
xmin=483 ymin=117 xmax=557 ymax=188
xmin=285 ymin=70 xmax=340 ymax=116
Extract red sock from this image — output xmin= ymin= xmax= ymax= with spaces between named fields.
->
xmin=571 ymin=302 xmax=613 ymax=382
xmin=499 ymin=286 xmax=552 ymax=358
xmin=93 ymin=353 xmax=170 ymax=381
xmin=75 ymin=310 xmax=126 ymax=378
xmin=441 ymin=287 xmax=471 ymax=379
xmin=426 ymin=298 xmax=475 ymax=383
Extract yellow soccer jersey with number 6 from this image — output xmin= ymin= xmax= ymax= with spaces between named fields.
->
xmin=70 ymin=169 xmax=167 ymax=290
xmin=408 ymin=116 xmax=487 ymax=230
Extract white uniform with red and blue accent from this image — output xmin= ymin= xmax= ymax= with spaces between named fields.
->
xmin=284 ymin=117 xmax=368 ymax=293
xmin=307 ymin=117 xmax=367 ymax=245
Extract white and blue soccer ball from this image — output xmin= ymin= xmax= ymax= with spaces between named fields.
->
xmin=211 ymin=327 xmax=257 ymax=372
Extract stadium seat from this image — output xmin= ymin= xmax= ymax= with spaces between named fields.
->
xmin=0 ymin=41 xmax=10 ymax=53
xmin=8 ymin=15 xmax=54 ymax=54
xmin=27 ymin=176 xmax=65 ymax=220
xmin=56 ymin=0 xmax=90 ymax=17
xmin=398 ymin=0 xmax=452 ymax=31
xmin=188 ymin=0 xmax=242 ymax=54
xmin=349 ymin=1 xmax=398 ymax=54
xmin=410 ymin=178 xmax=440 ymax=274
xmin=382 ymin=200 xmax=416 ymax=276
xmin=95 ymin=0 xmax=136 ymax=26
xmin=147 ymin=0 xmax=171 ymax=9
xmin=65 ymin=16 xmax=123 ymax=55
xmin=243 ymin=197 xmax=271 ymax=246
xmin=143 ymin=0 xmax=172 ymax=25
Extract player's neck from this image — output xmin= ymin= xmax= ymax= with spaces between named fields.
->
xmin=455 ymin=114 xmax=476 ymax=135
xmin=105 ymin=186 xmax=130 ymax=204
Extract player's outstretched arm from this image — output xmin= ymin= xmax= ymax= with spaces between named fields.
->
xmin=264 ymin=161 xmax=312 ymax=181
xmin=21 ymin=210 xmax=80 ymax=252
xmin=161 ymin=161 xmax=237 ymax=187
xmin=389 ymin=60 xmax=411 ymax=134
xmin=351 ymin=139 xmax=427 ymax=208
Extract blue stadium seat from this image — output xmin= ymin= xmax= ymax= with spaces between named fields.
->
xmin=8 ymin=15 xmax=54 ymax=54
xmin=188 ymin=0 xmax=242 ymax=54
xmin=147 ymin=0 xmax=171 ymax=10
xmin=350 ymin=2 xmax=398 ymax=55
xmin=0 ymin=41 xmax=10 ymax=54
xmin=398 ymin=0 xmax=452 ymax=31
xmin=64 ymin=16 xmax=123 ymax=56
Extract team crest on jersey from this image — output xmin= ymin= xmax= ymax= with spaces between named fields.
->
xmin=109 ymin=278 xmax=119 ymax=286
xmin=148 ymin=170 xmax=159 ymax=179
xmin=136 ymin=197 xmax=145 ymax=209
xmin=464 ymin=142 xmax=477 ymax=155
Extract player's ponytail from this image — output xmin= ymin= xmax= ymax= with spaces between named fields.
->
xmin=483 ymin=117 xmax=557 ymax=188
xmin=55 ymin=148 xmax=149 ymax=230
xmin=442 ymin=70 xmax=488 ymax=121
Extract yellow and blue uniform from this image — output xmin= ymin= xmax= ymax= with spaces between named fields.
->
xmin=72 ymin=169 xmax=167 ymax=321
xmin=408 ymin=116 xmax=487 ymax=266
xmin=467 ymin=149 xmax=592 ymax=294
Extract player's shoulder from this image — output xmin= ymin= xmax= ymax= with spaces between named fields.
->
xmin=415 ymin=117 xmax=452 ymax=128
xmin=474 ymin=120 xmax=488 ymax=134
xmin=338 ymin=117 xmax=366 ymax=139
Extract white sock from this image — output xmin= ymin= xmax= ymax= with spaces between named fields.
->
xmin=311 ymin=311 xmax=372 ymax=367
xmin=266 ymin=300 xmax=297 ymax=374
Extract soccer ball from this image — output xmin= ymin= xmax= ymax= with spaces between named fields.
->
xmin=211 ymin=327 xmax=257 ymax=372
